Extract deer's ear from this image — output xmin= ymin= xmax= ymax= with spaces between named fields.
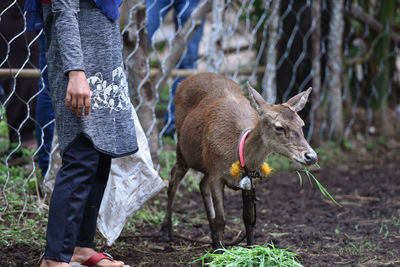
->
xmin=247 ymin=82 xmax=265 ymax=114
xmin=285 ymin=87 xmax=312 ymax=112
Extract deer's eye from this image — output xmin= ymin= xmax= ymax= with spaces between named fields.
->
xmin=274 ymin=125 xmax=284 ymax=132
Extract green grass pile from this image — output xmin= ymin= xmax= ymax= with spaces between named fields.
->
xmin=196 ymin=243 xmax=303 ymax=267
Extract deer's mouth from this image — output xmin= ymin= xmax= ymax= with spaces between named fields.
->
xmin=292 ymin=152 xmax=318 ymax=166
xmin=303 ymin=151 xmax=318 ymax=165
xmin=292 ymin=155 xmax=307 ymax=164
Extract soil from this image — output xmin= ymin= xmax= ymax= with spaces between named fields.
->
xmin=2 ymin=146 xmax=400 ymax=267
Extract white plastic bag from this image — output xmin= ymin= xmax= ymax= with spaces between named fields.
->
xmin=44 ymin=110 xmax=165 ymax=246
xmin=97 ymin=110 xmax=165 ymax=245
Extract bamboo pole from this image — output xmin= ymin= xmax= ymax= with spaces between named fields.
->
xmin=150 ymin=66 xmax=266 ymax=77
xmin=1 ymin=66 xmax=266 ymax=79
xmin=0 ymin=68 xmax=40 ymax=78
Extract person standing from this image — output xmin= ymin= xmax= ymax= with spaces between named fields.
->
xmin=146 ymin=0 xmax=204 ymax=136
xmin=25 ymin=0 xmax=55 ymax=177
xmin=39 ymin=0 xmax=138 ymax=266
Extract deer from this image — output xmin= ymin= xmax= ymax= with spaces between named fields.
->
xmin=161 ymin=72 xmax=317 ymax=249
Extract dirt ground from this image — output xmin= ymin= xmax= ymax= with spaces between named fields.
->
xmin=2 ymin=146 xmax=400 ymax=267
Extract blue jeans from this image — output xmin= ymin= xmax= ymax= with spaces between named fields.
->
xmin=35 ymin=33 xmax=55 ymax=176
xmin=146 ymin=0 xmax=204 ymax=135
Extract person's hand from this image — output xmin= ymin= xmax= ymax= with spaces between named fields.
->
xmin=66 ymin=70 xmax=91 ymax=117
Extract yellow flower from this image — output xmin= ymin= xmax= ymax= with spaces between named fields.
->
xmin=260 ymin=162 xmax=273 ymax=176
xmin=230 ymin=161 xmax=241 ymax=179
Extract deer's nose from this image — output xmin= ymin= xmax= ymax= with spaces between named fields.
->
xmin=303 ymin=151 xmax=317 ymax=165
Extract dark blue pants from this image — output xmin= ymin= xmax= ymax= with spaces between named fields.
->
xmin=35 ymin=33 xmax=55 ymax=176
xmin=44 ymin=136 xmax=112 ymax=262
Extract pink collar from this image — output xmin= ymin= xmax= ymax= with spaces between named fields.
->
xmin=239 ymin=129 xmax=252 ymax=167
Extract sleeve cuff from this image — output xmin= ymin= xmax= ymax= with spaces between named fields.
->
xmin=64 ymin=66 xmax=86 ymax=76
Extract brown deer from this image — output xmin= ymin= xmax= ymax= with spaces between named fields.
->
xmin=161 ymin=72 xmax=317 ymax=249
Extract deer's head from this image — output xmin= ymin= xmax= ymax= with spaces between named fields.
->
xmin=247 ymin=83 xmax=317 ymax=165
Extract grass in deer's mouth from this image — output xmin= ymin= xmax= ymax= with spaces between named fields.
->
xmin=195 ymin=243 xmax=303 ymax=267
xmin=296 ymin=164 xmax=341 ymax=206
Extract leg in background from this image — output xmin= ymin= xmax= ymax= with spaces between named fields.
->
xmin=4 ymin=77 xmax=38 ymax=147
xmin=35 ymin=33 xmax=55 ymax=176
xmin=146 ymin=0 xmax=172 ymax=44
xmin=0 ymin=9 xmax=39 ymax=148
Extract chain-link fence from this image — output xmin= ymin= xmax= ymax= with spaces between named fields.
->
xmin=1 ymin=0 xmax=400 ymax=218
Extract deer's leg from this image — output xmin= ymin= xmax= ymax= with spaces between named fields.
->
xmin=209 ymin=178 xmax=226 ymax=249
xmin=161 ymin=147 xmax=188 ymax=241
xmin=200 ymin=175 xmax=218 ymax=246
xmin=242 ymin=188 xmax=256 ymax=246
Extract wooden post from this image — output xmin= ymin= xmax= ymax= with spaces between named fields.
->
xmin=326 ymin=0 xmax=345 ymax=141
xmin=310 ymin=0 xmax=322 ymax=145
xmin=262 ymin=0 xmax=280 ymax=103
xmin=122 ymin=0 xmax=159 ymax=164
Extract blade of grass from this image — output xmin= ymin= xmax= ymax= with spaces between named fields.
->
xmin=296 ymin=171 xmax=303 ymax=186
xmin=298 ymin=164 xmax=341 ymax=206
xmin=309 ymin=171 xmax=341 ymax=206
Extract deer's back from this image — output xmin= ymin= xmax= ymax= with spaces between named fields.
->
xmin=175 ymin=72 xmax=258 ymax=173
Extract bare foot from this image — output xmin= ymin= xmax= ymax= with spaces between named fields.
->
xmin=71 ymin=247 xmax=124 ymax=267
xmin=22 ymin=138 xmax=38 ymax=150
xmin=40 ymin=259 xmax=70 ymax=267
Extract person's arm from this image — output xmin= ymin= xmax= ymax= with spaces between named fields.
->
xmin=52 ymin=0 xmax=91 ymax=117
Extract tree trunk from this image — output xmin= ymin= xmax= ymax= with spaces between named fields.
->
xmin=206 ymin=0 xmax=224 ymax=73
xmin=326 ymin=0 xmax=344 ymax=141
xmin=373 ymin=0 xmax=395 ymax=110
xmin=310 ymin=0 xmax=321 ymax=145
xmin=262 ymin=0 xmax=280 ymax=103
xmin=122 ymin=0 xmax=159 ymax=164
xmin=372 ymin=0 xmax=396 ymax=136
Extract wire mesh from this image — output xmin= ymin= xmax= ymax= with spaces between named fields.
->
xmin=0 ymin=0 xmax=399 ymax=218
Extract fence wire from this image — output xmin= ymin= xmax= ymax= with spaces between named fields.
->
xmin=0 ymin=0 xmax=399 ymax=219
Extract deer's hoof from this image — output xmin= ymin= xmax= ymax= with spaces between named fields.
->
xmin=246 ymin=240 xmax=254 ymax=247
xmin=161 ymin=224 xmax=172 ymax=242
xmin=212 ymin=241 xmax=226 ymax=251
